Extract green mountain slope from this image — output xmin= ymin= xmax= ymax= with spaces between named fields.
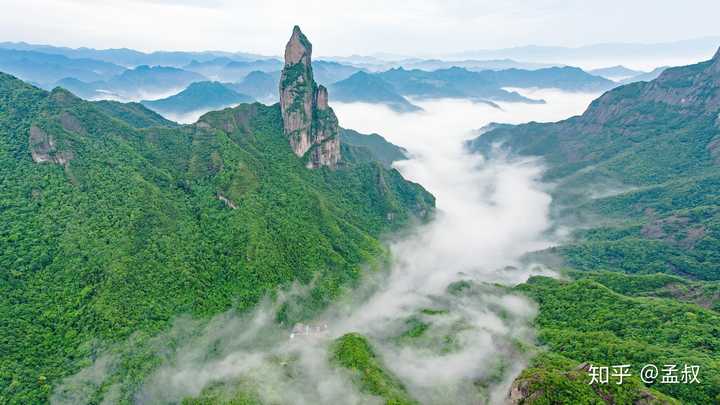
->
xmin=469 ymin=49 xmax=720 ymax=404
xmin=515 ymin=276 xmax=720 ymax=404
xmin=0 ymin=72 xmax=433 ymax=403
xmin=93 ymin=99 xmax=179 ymax=128
xmin=339 ymin=128 xmax=407 ymax=168
xmin=470 ymin=48 xmax=720 ymax=280
xmin=330 ymin=333 xmax=419 ymax=405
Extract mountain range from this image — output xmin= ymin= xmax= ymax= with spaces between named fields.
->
xmin=452 ymin=36 xmax=720 ymax=66
xmin=469 ymin=47 xmax=720 ymax=404
xmin=328 ymin=65 xmax=616 ymax=111
xmin=0 ymin=27 xmax=434 ymax=402
xmin=140 ymin=81 xmax=253 ymax=118
xmin=3 ymin=28 xmax=719 ymax=405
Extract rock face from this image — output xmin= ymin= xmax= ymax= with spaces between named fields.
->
xmin=29 ymin=125 xmax=74 ymax=165
xmin=279 ymin=26 xmax=340 ymax=168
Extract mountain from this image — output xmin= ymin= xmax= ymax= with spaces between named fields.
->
xmin=0 ymin=48 xmax=126 ymax=84
xmin=49 ymin=65 xmax=209 ymax=101
xmin=141 ymin=81 xmax=253 ymax=117
xmin=483 ymin=66 xmax=616 ymax=92
xmin=339 ymin=128 xmax=408 ymax=167
xmin=468 ymin=49 xmax=720 ymax=404
xmin=0 ymin=41 xmax=267 ymax=67
xmin=0 ymin=33 xmax=434 ymax=400
xmin=330 ymin=71 xmax=422 ymax=112
xmin=312 ymin=60 xmax=362 ymax=84
xmin=377 ymin=67 xmax=543 ymax=103
xmin=184 ymin=58 xmax=282 ymax=82
xmin=279 ymin=26 xmax=341 ymax=168
xmin=227 ymin=70 xmax=280 ymax=103
xmin=394 ymin=58 xmax=556 ymax=72
xmin=620 ymin=66 xmax=668 ymax=84
xmin=51 ymin=77 xmax=110 ymax=99
xmin=93 ymin=100 xmax=179 ymax=128
xmin=106 ymin=65 xmax=206 ymax=99
xmin=452 ymin=36 xmax=720 ymax=66
xmin=589 ymin=65 xmax=645 ymax=80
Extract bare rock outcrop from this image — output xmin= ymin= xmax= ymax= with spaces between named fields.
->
xmin=29 ymin=125 xmax=74 ymax=165
xmin=279 ymin=26 xmax=340 ymax=168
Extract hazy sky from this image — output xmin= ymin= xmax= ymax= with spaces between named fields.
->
xmin=2 ymin=0 xmax=719 ymax=56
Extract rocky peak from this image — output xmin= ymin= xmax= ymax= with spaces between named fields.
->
xmin=284 ymin=25 xmax=312 ymax=66
xmin=279 ymin=26 xmax=341 ymax=169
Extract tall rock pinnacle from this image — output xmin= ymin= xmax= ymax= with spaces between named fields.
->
xmin=279 ymin=26 xmax=341 ymax=168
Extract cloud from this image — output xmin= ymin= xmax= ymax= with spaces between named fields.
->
xmin=1 ymin=1 xmax=720 ymax=58
xmin=52 ymin=90 xmax=599 ymax=404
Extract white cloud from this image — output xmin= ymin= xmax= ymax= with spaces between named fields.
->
xmin=1 ymin=0 xmax=719 ymax=57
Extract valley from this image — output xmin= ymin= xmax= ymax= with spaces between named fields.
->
xmin=1 ymin=5 xmax=719 ymax=404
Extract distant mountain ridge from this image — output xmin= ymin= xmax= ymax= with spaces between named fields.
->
xmin=452 ymin=36 xmax=720 ymax=65
xmin=141 ymin=81 xmax=253 ymax=118
xmin=589 ymin=65 xmax=645 ymax=80
xmin=329 ymin=71 xmax=422 ymax=112
xmin=0 ymin=41 xmax=268 ymax=67
xmin=49 ymin=65 xmax=207 ymax=101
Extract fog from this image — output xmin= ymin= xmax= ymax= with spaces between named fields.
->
xmin=156 ymin=105 xmax=241 ymax=125
xmin=52 ymin=89 xmax=599 ymax=404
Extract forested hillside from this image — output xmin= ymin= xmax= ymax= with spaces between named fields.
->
xmin=0 ymin=72 xmax=433 ymax=403
xmin=471 ymin=48 xmax=720 ymax=404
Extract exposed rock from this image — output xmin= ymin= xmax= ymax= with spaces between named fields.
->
xmin=217 ymin=192 xmax=237 ymax=209
xmin=29 ymin=125 xmax=74 ymax=165
xmin=508 ymin=378 xmax=543 ymax=404
xmin=279 ymin=26 xmax=341 ymax=169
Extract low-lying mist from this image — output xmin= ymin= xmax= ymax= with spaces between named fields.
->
xmin=52 ymin=90 xmax=600 ymax=404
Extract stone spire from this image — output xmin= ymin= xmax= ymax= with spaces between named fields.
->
xmin=279 ymin=26 xmax=340 ymax=168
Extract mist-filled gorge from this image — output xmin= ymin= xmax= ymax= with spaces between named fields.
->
xmin=49 ymin=90 xmax=602 ymax=404
xmin=5 ymin=3 xmax=720 ymax=404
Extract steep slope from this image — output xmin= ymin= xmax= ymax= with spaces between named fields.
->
xmin=279 ymin=26 xmax=341 ymax=168
xmin=330 ymin=71 xmax=422 ymax=112
xmin=92 ymin=99 xmax=179 ymax=129
xmin=470 ymin=48 xmax=720 ymax=281
xmin=141 ymin=81 xmax=253 ymax=116
xmin=339 ymin=128 xmax=408 ymax=168
xmin=509 ymin=352 xmax=680 ymax=404
xmin=0 ymin=68 xmax=433 ymax=403
xmin=513 ymin=276 xmax=719 ymax=404
xmin=466 ymin=50 xmax=720 ymax=404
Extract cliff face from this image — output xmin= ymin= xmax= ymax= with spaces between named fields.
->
xmin=279 ymin=26 xmax=341 ymax=168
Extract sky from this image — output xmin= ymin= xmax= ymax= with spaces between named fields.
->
xmin=1 ymin=0 xmax=719 ymax=57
